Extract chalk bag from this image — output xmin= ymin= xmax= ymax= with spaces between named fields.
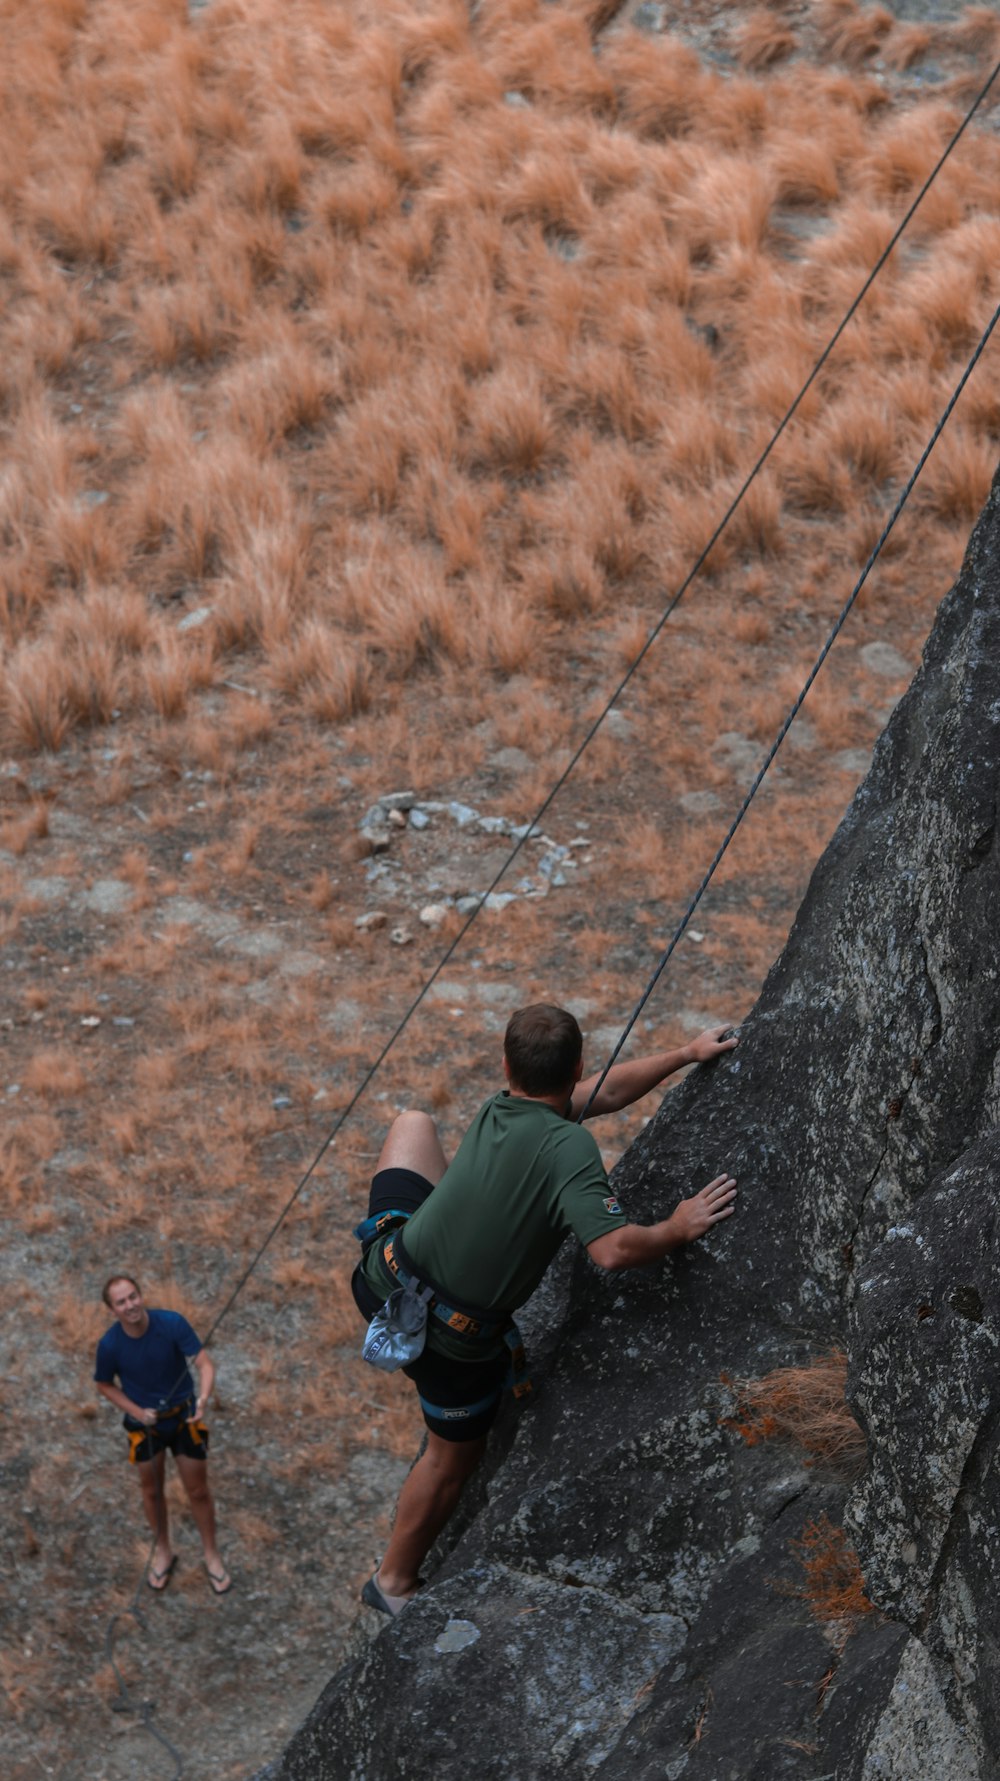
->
xmin=362 ymin=1281 xmax=434 ymax=1372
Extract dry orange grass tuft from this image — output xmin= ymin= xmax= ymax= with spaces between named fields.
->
xmin=950 ymin=6 xmax=1000 ymax=58
xmin=0 ymin=1114 xmax=60 ymax=1209
xmin=735 ymin=10 xmax=797 ymax=71
xmin=783 ymin=1513 xmax=878 ymax=1649
xmin=881 ymin=22 xmax=934 ymax=72
xmin=604 ymin=34 xmax=709 ymax=141
xmin=0 ymin=800 xmax=50 ymax=855
xmin=21 ymin=1049 xmax=87 ymax=1099
xmin=918 ymin=428 xmax=996 ymax=525
xmin=768 ymin=132 xmax=840 ymax=208
xmin=467 ymin=365 xmax=557 ymax=478
xmin=50 ymin=1291 xmax=107 ymax=1356
xmin=722 ymin=1349 xmax=867 ymax=1480
xmin=817 ymin=0 xmax=894 ymax=69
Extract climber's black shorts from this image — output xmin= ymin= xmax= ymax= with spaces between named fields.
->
xmin=401 ymin=1342 xmax=507 ymax=1444
xmin=366 ymin=1165 xmax=436 ymax=1221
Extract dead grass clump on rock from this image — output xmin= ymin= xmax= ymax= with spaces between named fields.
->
xmin=219 ymin=319 xmax=337 ymax=453
xmin=784 ymin=1513 xmax=878 ymax=1650
xmin=143 ymin=631 xmax=214 ymax=721
xmin=50 ymin=1290 xmax=106 ymax=1356
xmin=881 ymin=22 xmax=934 ymax=72
xmin=950 ymin=6 xmax=1000 ymax=58
xmin=729 ymin=472 xmax=785 ymax=559
xmin=672 ymin=152 xmax=776 ymax=261
xmin=501 ymin=147 xmax=594 ymax=237
xmin=481 ymin=3 xmax=614 ymax=114
xmin=0 ymin=1115 xmax=60 ymax=1208
xmin=722 ymin=1348 xmax=867 ymax=1480
xmin=134 ymin=1051 xmax=177 ymax=1098
xmin=767 ymin=132 xmax=840 ymax=208
xmin=917 ymin=429 xmax=996 ymax=527
xmin=467 ymin=365 xmax=556 ymax=478
xmin=899 ymin=261 xmax=987 ymax=359
xmin=523 ymin=544 xmax=604 ymax=620
xmin=268 ymin=621 xmax=372 ymax=723
xmin=823 ymin=396 xmax=901 ymax=485
xmin=326 ymin=393 xmax=408 ymax=519
xmin=0 ymin=801 xmax=50 ymax=856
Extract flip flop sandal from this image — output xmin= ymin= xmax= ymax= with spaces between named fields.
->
xmin=147 ymin=1555 xmax=178 ymax=1593
xmin=205 ymin=1565 xmax=233 ymax=1596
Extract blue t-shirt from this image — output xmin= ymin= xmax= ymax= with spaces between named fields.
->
xmin=94 ymin=1309 xmax=201 ymax=1411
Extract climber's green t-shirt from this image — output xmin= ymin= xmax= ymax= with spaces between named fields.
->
xmin=360 ymin=1092 xmax=627 ymax=1359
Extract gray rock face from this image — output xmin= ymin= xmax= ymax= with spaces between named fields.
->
xmin=846 ymin=1129 xmax=1000 ymax=1770
xmin=260 ymin=465 xmax=1000 ymax=1778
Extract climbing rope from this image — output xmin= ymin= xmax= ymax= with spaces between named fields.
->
xmin=579 ymin=298 xmax=1000 ymax=1116
xmin=97 ymin=62 xmax=1000 ymax=1771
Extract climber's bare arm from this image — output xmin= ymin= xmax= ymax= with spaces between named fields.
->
xmin=587 ymin=1175 xmax=737 ymax=1270
xmin=570 ymin=1027 xmax=738 ymax=1120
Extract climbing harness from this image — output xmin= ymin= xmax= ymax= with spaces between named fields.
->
xmin=385 ymin=1230 xmax=514 ymax=1343
xmin=124 ymin=1399 xmax=209 ymax=1463
xmin=355 ymin=1213 xmax=532 ymax=1396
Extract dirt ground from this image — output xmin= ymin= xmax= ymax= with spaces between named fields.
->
xmin=0 ymin=565 xmax=966 ymax=1780
xmin=2 ymin=0 xmax=999 ymax=1776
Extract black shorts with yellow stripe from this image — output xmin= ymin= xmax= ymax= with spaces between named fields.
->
xmin=123 ymin=1411 xmax=209 ymax=1465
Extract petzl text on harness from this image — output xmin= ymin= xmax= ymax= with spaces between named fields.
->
xmin=362 ymin=1278 xmax=434 ymax=1372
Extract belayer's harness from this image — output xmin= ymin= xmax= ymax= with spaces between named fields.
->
xmin=353 ymin=1210 xmax=531 ymax=1398
xmin=124 ymin=1395 xmax=207 ymax=1462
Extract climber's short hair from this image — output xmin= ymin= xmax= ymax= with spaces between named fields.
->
xmin=504 ymin=1004 xmax=583 ymax=1097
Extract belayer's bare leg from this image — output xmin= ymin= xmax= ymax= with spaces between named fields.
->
xmin=376 ymin=1431 xmax=487 ymax=1602
xmin=376 ymin=1111 xmax=448 ymax=1185
xmin=175 ymin=1452 xmax=230 ymax=1592
xmin=137 ymin=1450 xmax=173 ymax=1583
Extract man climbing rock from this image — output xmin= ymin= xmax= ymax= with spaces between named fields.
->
xmin=94 ymin=1275 xmax=232 ymax=1596
xmin=352 ymin=1003 xmax=737 ymax=1615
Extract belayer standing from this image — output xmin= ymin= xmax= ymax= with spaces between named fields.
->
xmin=352 ymin=1002 xmax=737 ymax=1615
xmin=94 ymin=1275 xmax=232 ymax=1595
